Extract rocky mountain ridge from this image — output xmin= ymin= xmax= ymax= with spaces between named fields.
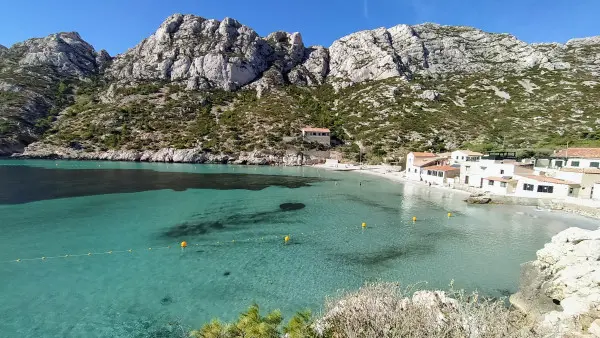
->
xmin=1 ymin=14 xmax=600 ymax=159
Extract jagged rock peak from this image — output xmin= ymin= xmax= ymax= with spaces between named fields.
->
xmin=0 ymin=44 xmax=7 ymax=50
xmin=106 ymin=13 xmax=329 ymax=91
xmin=8 ymin=31 xmax=107 ymax=78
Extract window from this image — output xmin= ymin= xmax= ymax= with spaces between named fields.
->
xmin=427 ymin=170 xmax=432 ymax=175
xmin=500 ymin=169 xmax=505 ymax=174
xmin=488 ymin=180 xmax=495 ymax=186
xmin=537 ymin=185 xmax=554 ymax=193
xmin=571 ymin=161 xmax=580 ymax=167
xmin=438 ymin=171 xmax=443 ymax=177
xmin=500 ymin=182 xmax=507 ymax=188
xmin=462 ymin=156 xmax=465 ymax=160
xmin=569 ymin=187 xmax=574 ymax=194
xmin=523 ymin=183 xmax=534 ymax=191
xmin=555 ymin=160 xmax=563 ymax=168
xmin=591 ymin=162 xmax=599 ymax=168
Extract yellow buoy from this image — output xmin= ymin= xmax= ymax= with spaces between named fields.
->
xmin=412 ymin=216 xmax=417 ymax=222
xmin=362 ymin=222 xmax=367 ymax=228
xmin=180 ymin=241 xmax=187 ymax=249
xmin=447 ymin=212 xmax=452 ymax=218
xmin=284 ymin=235 xmax=290 ymax=244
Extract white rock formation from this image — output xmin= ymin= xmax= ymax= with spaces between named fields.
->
xmin=511 ymin=227 xmax=600 ymax=337
xmin=17 ymin=143 xmax=323 ymax=165
xmin=15 ymin=32 xmax=107 ymax=78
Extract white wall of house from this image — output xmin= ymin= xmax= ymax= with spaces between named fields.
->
xmin=405 ymin=153 xmax=422 ymax=181
xmin=593 ymin=183 xmax=600 ymax=201
xmin=482 ymin=179 xmax=515 ymax=195
xmin=552 ymin=158 xmax=600 ymax=169
xmin=302 ymin=131 xmax=330 ymax=145
xmin=514 ymin=177 xmax=572 ymax=198
xmin=548 ymin=171 xmax=600 ymax=199
xmin=450 ymin=151 xmax=481 ymax=165
xmin=423 ymin=172 xmax=445 ymax=185
xmin=460 ymin=160 xmax=518 ymax=188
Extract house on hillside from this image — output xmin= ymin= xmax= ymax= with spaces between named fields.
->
xmin=450 ymin=150 xmax=483 ymax=165
xmin=405 ymin=152 xmax=448 ymax=181
xmin=537 ymin=148 xmax=600 ymax=169
xmin=301 ymin=127 xmax=330 ymax=146
xmin=514 ymin=175 xmax=579 ymax=199
xmin=421 ymin=165 xmax=460 ymax=186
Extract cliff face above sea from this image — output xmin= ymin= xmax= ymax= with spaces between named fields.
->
xmin=2 ymin=13 xmax=600 ymax=159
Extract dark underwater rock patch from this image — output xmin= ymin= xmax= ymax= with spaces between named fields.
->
xmin=279 ymin=203 xmax=305 ymax=211
xmin=0 ymin=165 xmax=324 ymax=204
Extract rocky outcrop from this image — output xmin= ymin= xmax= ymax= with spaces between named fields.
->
xmin=17 ymin=143 xmax=323 ymax=165
xmin=11 ymin=32 xmax=107 ymax=78
xmin=511 ymin=227 xmax=600 ymax=337
xmin=0 ymin=32 xmax=109 ymax=155
xmin=465 ymin=193 xmax=492 ymax=204
xmin=105 ymin=14 xmax=327 ymax=91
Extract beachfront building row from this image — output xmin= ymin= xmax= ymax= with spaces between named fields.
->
xmin=405 ymin=148 xmax=600 ymax=200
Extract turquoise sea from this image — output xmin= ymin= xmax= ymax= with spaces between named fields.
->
xmin=1 ymin=160 xmax=598 ymax=337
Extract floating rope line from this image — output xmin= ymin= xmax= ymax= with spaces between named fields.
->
xmin=3 ymin=234 xmax=291 ymax=264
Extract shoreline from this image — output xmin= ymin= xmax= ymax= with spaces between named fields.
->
xmin=314 ymin=163 xmax=600 ymax=219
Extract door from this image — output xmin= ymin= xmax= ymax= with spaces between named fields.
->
xmin=480 ymin=178 xmax=483 ymax=188
xmin=465 ymin=176 xmax=469 ymax=184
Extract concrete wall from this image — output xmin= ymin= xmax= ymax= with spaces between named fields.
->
xmin=514 ymin=177 xmax=571 ymax=198
xmin=594 ymin=183 xmax=600 ymax=201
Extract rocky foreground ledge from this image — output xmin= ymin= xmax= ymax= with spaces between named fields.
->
xmin=511 ymin=227 xmax=600 ymax=337
xmin=13 ymin=143 xmax=324 ymax=166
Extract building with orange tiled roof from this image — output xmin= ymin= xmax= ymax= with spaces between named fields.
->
xmin=512 ymin=174 xmax=580 ymax=198
xmin=405 ymin=151 xmax=449 ymax=182
xmin=544 ymin=148 xmax=600 ymax=169
xmin=301 ymin=127 xmax=330 ymax=146
xmin=421 ymin=165 xmax=461 ymax=186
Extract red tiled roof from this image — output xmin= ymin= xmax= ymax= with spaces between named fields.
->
xmin=425 ymin=165 xmax=460 ymax=172
xmin=485 ymin=176 xmax=514 ymax=183
xmin=411 ymin=152 xmax=436 ymax=157
xmin=414 ymin=157 xmax=446 ymax=167
xmin=553 ymin=148 xmax=600 ymax=159
xmin=301 ymin=127 xmax=330 ymax=132
xmin=521 ymin=175 xmax=578 ymax=185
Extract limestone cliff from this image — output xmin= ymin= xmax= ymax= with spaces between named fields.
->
xmin=2 ymin=14 xmax=600 ymax=159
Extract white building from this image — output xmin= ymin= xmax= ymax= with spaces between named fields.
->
xmin=450 ymin=150 xmax=483 ymax=165
xmin=301 ymin=127 xmax=330 ymax=146
xmin=513 ymin=175 xmax=579 ymax=199
xmin=593 ymin=183 xmax=600 ymax=201
xmin=546 ymin=168 xmax=600 ymax=199
xmin=542 ymin=148 xmax=600 ymax=169
xmin=482 ymin=176 xmax=518 ymax=195
xmin=460 ymin=159 xmax=533 ymax=188
xmin=405 ymin=152 xmax=447 ymax=181
xmin=421 ymin=165 xmax=460 ymax=186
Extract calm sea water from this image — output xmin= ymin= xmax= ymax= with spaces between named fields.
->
xmin=0 ymin=159 xmax=597 ymax=337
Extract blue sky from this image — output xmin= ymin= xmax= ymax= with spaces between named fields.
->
xmin=1 ymin=0 xmax=599 ymax=55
